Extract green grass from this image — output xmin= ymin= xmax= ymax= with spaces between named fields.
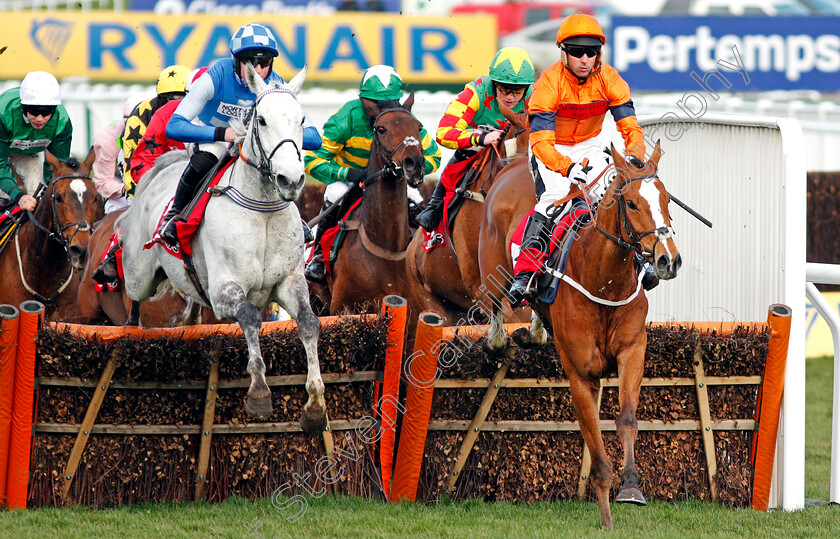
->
xmin=1 ymin=357 xmax=837 ymax=538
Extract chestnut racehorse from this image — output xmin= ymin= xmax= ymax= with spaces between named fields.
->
xmin=478 ymin=142 xmax=681 ymax=529
xmin=405 ymin=104 xmax=534 ymax=331
xmin=0 ymin=150 xmax=104 ymax=321
xmin=76 ymin=208 xmax=218 ymax=326
xmin=323 ymin=95 xmax=427 ymax=314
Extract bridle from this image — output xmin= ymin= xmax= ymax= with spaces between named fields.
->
xmin=363 ymin=108 xmax=421 ymax=187
xmin=240 ymin=86 xmax=302 ymax=184
xmin=27 ymin=173 xmax=96 ymax=253
xmin=594 ymin=169 xmax=674 ymax=260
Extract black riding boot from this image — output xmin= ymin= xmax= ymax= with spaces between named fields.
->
xmin=415 ymin=181 xmax=447 ymax=232
xmin=508 ymin=213 xmax=551 ymax=307
xmin=635 ymin=253 xmax=659 ymax=291
xmin=158 ymin=151 xmax=217 ymax=245
xmin=301 ymin=219 xmax=313 ymax=243
xmin=305 ymin=202 xmax=338 ymax=282
xmin=92 ymin=240 xmax=122 ymax=286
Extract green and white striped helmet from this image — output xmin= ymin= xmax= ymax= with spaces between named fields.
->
xmin=359 ymin=65 xmax=403 ymax=100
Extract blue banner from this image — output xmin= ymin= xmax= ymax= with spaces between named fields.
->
xmin=131 ymin=0 xmax=399 ymax=12
xmin=609 ymin=16 xmax=840 ymax=91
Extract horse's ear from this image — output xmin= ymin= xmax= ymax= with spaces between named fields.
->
xmin=243 ymin=62 xmax=267 ymax=95
xmin=401 ymin=91 xmax=415 ymax=111
xmin=82 ymin=146 xmax=96 ymax=172
xmin=44 ymin=150 xmax=61 ymax=175
xmin=286 ymin=65 xmax=307 ymax=96
xmin=609 ymin=143 xmax=624 ymax=169
xmin=649 ymin=139 xmax=664 ymax=167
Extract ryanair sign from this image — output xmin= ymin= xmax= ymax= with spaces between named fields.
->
xmin=610 ymin=16 xmax=840 ymax=91
xmin=0 ymin=13 xmax=496 ymax=83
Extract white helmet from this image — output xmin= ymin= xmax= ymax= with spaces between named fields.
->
xmin=20 ymin=71 xmax=61 ymax=106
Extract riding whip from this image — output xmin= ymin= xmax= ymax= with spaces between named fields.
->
xmin=670 ymin=194 xmax=713 ymax=228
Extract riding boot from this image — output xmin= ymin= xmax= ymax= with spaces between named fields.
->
xmin=158 ymin=151 xmax=217 ymax=245
xmin=305 ymin=202 xmax=337 ymax=282
xmin=92 ymin=240 xmax=122 ymax=286
xmin=635 ymin=252 xmax=659 ymax=291
xmin=301 ymin=219 xmax=313 ymax=243
xmin=415 ymin=181 xmax=447 ymax=232
xmin=508 ymin=212 xmax=551 ymax=307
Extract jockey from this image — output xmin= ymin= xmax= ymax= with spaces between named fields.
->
xmin=91 ymin=94 xmax=147 ymax=214
xmin=415 ymin=47 xmax=535 ymax=233
xmin=158 ymin=22 xmax=322 ymax=246
xmin=0 ymin=71 xmax=72 ymax=211
xmin=507 ymin=13 xmax=650 ymax=306
xmin=128 ymin=67 xmax=209 ymax=187
xmin=122 ymin=64 xmax=191 ymax=197
xmin=302 ymin=64 xmax=442 ymax=282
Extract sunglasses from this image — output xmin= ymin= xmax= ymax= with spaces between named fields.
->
xmin=22 ymin=104 xmax=57 ymax=118
xmin=240 ymin=56 xmax=273 ymax=69
xmin=496 ymin=86 xmax=526 ymax=96
xmin=563 ymin=45 xmax=601 ymax=58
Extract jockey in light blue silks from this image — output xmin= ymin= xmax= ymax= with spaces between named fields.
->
xmin=160 ymin=22 xmax=322 ymax=245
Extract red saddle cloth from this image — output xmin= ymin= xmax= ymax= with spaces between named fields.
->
xmin=510 ymin=207 xmax=590 ymax=273
xmin=93 ymin=232 xmax=124 ymax=292
xmin=316 ymin=197 xmax=363 ymax=280
xmin=421 ymin=153 xmax=479 ymax=253
xmin=143 ymin=159 xmax=235 ymax=259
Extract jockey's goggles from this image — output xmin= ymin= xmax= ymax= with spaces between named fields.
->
xmin=239 ymin=55 xmax=273 ymax=69
xmin=562 ymin=45 xmax=601 ymax=58
xmin=22 ymin=104 xmax=57 ymax=118
xmin=496 ymin=85 xmax=527 ymax=96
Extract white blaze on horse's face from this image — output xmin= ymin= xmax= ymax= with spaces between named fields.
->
xmin=69 ymin=178 xmax=87 ymax=205
xmin=639 ymin=179 xmax=668 ymax=231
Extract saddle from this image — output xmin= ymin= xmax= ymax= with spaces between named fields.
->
xmin=422 ymin=149 xmax=484 ymax=253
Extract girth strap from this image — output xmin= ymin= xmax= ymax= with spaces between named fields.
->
xmin=341 ymin=219 xmax=407 ymax=261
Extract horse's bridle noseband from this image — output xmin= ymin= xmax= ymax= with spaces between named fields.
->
xmin=595 ymin=170 xmax=673 ymax=260
xmin=27 ymin=173 xmax=96 ymax=253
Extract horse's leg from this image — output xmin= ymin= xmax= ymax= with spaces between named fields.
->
xmin=274 ymin=276 xmax=326 ymax=434
xmin=614 ymin=344 xmax=646 ymax=505
xmin=214 ymin=281 xmax=272 ymax=418
xmin=125 ymin=300 xmax=141 ymax=326
xmin=483 ymin=306 xmax=508 ymax=356
xmin=511 ymin=309 xmax=549 ymax=349
xmin=569 ymin=371 xmax=613 ymax=530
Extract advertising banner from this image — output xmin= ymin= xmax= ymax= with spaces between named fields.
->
xmin=130 ymin=0 xmax=400 ymax=13
xmin=610 ymin=16 xmax=840 ymax=91
xmin=0 ymin=12 xmax=495 ymax=84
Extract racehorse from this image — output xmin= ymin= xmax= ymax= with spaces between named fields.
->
xmin=405 ymin=103 xmax=533 ymax=330
xmin=322 ymin=95 xmax=427 ymax=314
xmin=117 ymin=65 xmax=326 ymax=431
xmin=478 ymin=142 xmax=681 ymax=529
xmin=76 ymin=208 xmax=218 ymax=326
xmin=0 ymin=149 xmax=103 ymax=321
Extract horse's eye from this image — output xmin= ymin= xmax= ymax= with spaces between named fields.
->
xmin=258 ymin=116 xmax=267 ymax=126
xmin=626 ymin=200 xmax=638 ymax=211
xmin=375 ymin=126 xmax=386 ymax=134
xmin=54 ymin=193 xmax=63 ymax=203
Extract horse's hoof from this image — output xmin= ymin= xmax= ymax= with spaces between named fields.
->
xmin=481 ymin=338 xmax=507 ymax=357
xmin=300 ymin=407 xmax=327 ymax=434
xmin=246 ymin=394 xmax=273 ymax=420
xmin=616 ymin=487 xmax=647 ymax=505
xmin=512 ymin=326 xmax=541 ymax=349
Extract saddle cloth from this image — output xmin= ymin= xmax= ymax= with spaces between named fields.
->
xmin=316 ymin=197 xmax=363 ymax=280
xmin=143 ymin=158 xmax=235 ymax=259
xmin=509 ymin=207 xmax=590 ymax=271
xmin=93 ymin=232 xmax=124 ymax=292
xmin=421 ymin=151 xmax=480 ymax=253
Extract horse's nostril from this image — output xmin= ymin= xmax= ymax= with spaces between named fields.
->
xmin=656 ymin=256 xmax=668 ymax=271
xmin=404 ymin=155 xmax=421 ymax=170
xmin=675 ymin=254 xmax=682 ymax=271
xmin=297 ymin=175 xmax=305 ymax=189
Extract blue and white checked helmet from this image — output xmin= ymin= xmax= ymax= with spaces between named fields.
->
xmin=229 ymin=23 xmax=279 ymax=58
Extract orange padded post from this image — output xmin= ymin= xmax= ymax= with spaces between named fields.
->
xmin=6 ymin=301 xmax=44 ymax=510
xmin=751 ymin=304 xmax=792 ymax=512
xmin=377 ymin=295 xmax=407 ymax=498
xmin=390 ymin=311 xmax=442 ymax=502
xmin=0 ymin=304 xmax=20 ymax=507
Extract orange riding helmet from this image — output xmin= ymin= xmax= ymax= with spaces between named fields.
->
xmin=556 ymin=12 xmax=606 ymax=47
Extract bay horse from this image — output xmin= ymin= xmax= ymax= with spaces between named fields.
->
xmin=0 ymin=149 xmax=104 ymax=321
xmin=118 ymin=65 xmax=326 ymax=431
xmin=76 ymin=208 xmax=218 ymax=326
xmin=323 ymin=95 xmax=427 ymax=314
xmin=478 ymin=142 xmax=681 ymax=529
xmin=405 ymin=103 xmax=535 ymax=333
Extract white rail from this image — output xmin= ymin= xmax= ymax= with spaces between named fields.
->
xmin=805 ymin=263 xmax=840 ymax=504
